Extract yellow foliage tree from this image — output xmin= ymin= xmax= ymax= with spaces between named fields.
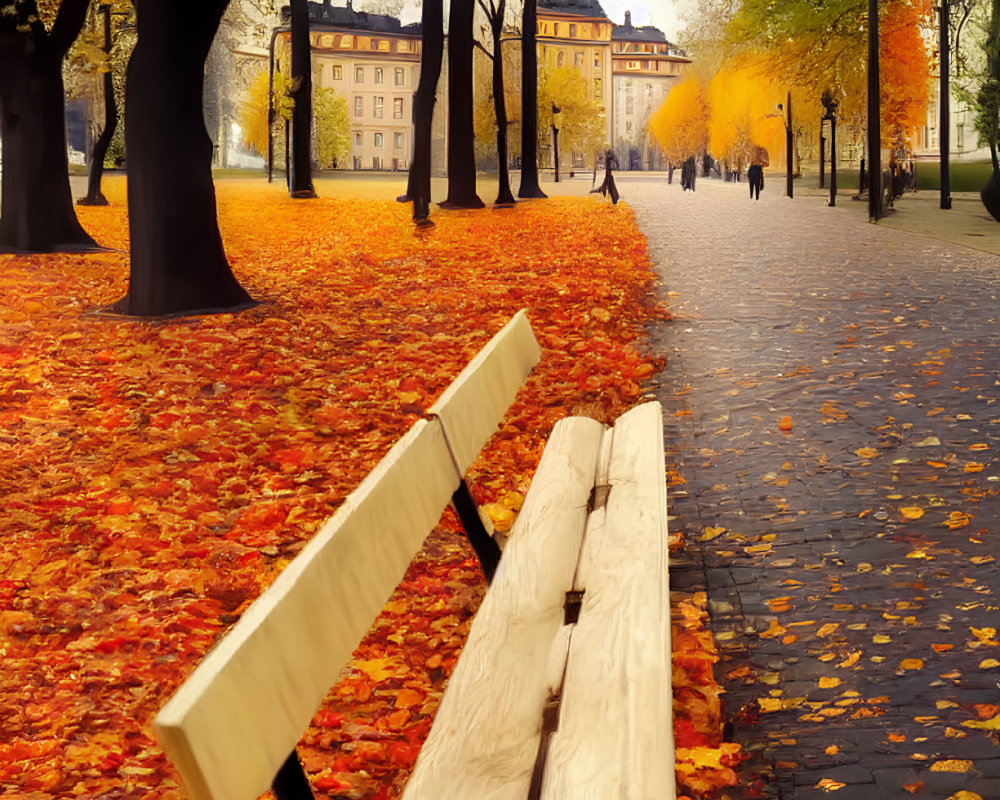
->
xmin=239 ymin=69 xmax=294 ymax=158
xmin=537 ymin=67 xmax=606 ymax=166
xmin=649 ymin=77 xmax=709 ymax=166
xmin=706 ymin=64 xmax=787 ymax=172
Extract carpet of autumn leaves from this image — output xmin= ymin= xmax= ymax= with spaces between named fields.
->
xmin=0 ymin=178 xmax=733 ymax=798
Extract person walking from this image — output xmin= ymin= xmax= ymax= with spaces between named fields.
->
xmin=748 ymin=163 xmax=764 ymax=200
xmin=589 ymin=147 xmax=620 ymax=204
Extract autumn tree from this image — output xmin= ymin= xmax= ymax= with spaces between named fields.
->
xmin=537 ymin=66 xmax=605 ymax=165
xmin=239 ymin=67 xmax=293 ymax=159
xmin=518 ymin=0 xmax=546 ymax=198
xmin=314 ymin=87 xmax=350 ymax=168
xmin=0 ymin=0 xmax=97 ymax=251
xmin=706 ymin=64 xmax=787 ymax=174
xmin=649 ymin=76 xmax=709 ymax=167
xmin=442 ymin=0 xmax=484 ymax=208
xmin=112 ymin=0 xmax=254 ymax=316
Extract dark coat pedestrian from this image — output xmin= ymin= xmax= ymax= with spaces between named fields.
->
xmin=748 ymin=163 xmax=764 ymax=200
xmin=589 ymin=148 xmax=620 ymax=204
xmin=681 ymin=156 xmax=696 ymax=192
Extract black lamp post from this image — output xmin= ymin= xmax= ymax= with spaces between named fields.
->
xmin=939 ymin=0 xmax=952 ymax=209
xmin=551 ymin=103 xmax=561 ymax=183
xmin=267 ymin=27 xmax=282 ymax=184
xmin=867 ymin=0 xmax=882 ymax=220
xmin=822 ymin=91 xmax=839 ymax=207
xmin=778 ymin=93 xmax=793 ymax=198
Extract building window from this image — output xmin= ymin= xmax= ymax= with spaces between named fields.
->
xmin=374 ymin=96 xmax=384 ymax=118
xmin=370 ymin=39 xmax=380 ymax=50
xmin=355 ymin=66 xmax=364 ymax=82
xmin=395 ymin=67 xmax=405 ymax=85
xmin=626 ymin=60 xmax=640 ymax=70
xmin=354 ymin=96 xmax=363 ymax=117
xmin=353 ymin=155 xmax=361 ymax=169
xmin=594 ymin=78 xmax=601 ymax=99
xmin=957 ymin=124 xmax=965 ymax=149
xmin=339 ymin=34 xmax=353 ymax=48
xmin=553 ymin=23 xmax=559 ymax=36
xmin=398 ymin=39 xmax=412 ymax=52
xmin=575 ymin=50 xmax=584 ymax=67
xmin=569 ymin=23 xmax=577 ymax=37
xmin=374 ymin=132 xmax=384 ymax=147
xmin=394 ymin=132 xmax=404 ymax=149
xmin=354 ymin=131 xmax=362 ymax=146
xmin=332 ymin=64 xmax=342 ymax=80
xmin=373 ymin=156 xmax=383 ymax=169
xmin=378 ymin=40 xmax=390 ymax=51
xmin=394 ymin=97 xmax=404 ymax=118
xmin=375 ymin=67 xmax=383 ymax=84
xmin=557 ymin=50 xmax=564 ymax=67
xmin=594 ymin=51 xmax=600 ymax=67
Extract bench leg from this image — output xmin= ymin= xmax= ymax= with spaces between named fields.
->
xmin=272 ymin=750 xmax=315 ymax=800
xmin=452 ymin=481 xmax=502 ymax=584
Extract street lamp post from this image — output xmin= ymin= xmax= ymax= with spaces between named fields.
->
xmin=551 ymin=103 xmax=561 ymax=183
xmin=867 ymin=0 xmax=882 ymax=220
xmin=267 ymin=28 xmax=282 ymax=184
xmin=822 ymin=91 xmax=839 ymax=207
xmin=939 ymin=0 xmax=952 ymax=209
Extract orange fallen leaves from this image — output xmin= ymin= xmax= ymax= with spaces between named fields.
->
xmin=0 ymin=183 xmax=668 ymax=798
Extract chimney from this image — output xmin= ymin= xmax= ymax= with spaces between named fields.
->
xmin=624 ymin=10 xmax=632 ymax=30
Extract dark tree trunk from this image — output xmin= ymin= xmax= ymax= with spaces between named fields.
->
xmin=112 ymin=0 xmax=255 ymax=317
xmin=442 ymin=0 xmax=483 ymax=208
xmin=79 ymin=8 xmax=116 ymax=207
xmin=289 ymin=0 xmax=316 ymax=198
xmin=0 ymin=0 xmax=97 ymax=252
xmin=492 ymin=16 xmax=514 ymax=206
xmin=982 ymin=160 xmax=1000 ymax=222
xmin=518 ymin=0 xmax=546 ymax=199
xmin=404 ymin=0 xmax=444 ymax=222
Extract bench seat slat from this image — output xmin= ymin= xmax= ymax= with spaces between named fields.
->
xmin=155 ymin=419 xmax=459 ymax=800
xmin=401 ymin=416 xmax=605 ymax=800
xmin=541 ymin=401 xmax=673 ymax=800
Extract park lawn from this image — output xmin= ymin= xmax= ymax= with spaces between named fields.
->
xmin=914 ymin=159 xmax=995 ymax=192
xmin=0 ymin=181 xmax=730 ymax=798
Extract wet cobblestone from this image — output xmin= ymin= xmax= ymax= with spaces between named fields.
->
xmin=627 ymin=178 xmax=1000 ymax=799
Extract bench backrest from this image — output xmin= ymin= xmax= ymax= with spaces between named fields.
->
xmin=154 ymin=311 xmax=541 ymax=800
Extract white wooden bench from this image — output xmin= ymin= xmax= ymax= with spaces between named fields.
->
xmin=153 ymin=311 xmax=674 ymax=800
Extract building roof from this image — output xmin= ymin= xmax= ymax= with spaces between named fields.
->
xmin=612 ymin=22 xmax=666 ymax=43
xmin=279 ymin=1 xmax=419 ymax=35
xmin=537 ymin=0 xmax=610 ymax=19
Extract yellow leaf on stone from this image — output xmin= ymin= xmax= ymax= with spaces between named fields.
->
xmin=482 ymin=502 xmax=517 ymax=533
xmin=816 ymin=778 xmax=846 ymax=791
xmin=900 ymin=506 xmax=925 ymax=520
xmin=760 ymin=619 xmax=787 ymax=639
xmin=700 ymin=526 xmax=726 ymax=541
xmin=962 ymin=714 xmax=1000 ymax=730
xmin=900 ymin=658 xmax=924 ymax=671
xmin=758 ymin=698 xmax=783 ymax=712
xmin=838 ymin=651 xmax=861 ymax=668
xmin=817 ymin=623 xmax=840 ymax=638
xmin=971 ymin=627 xmax=997 ymax=643
xmin=947 ymin=791 xmax=984 ymax=800
xmin=965 ymin=462 xmax=985 ymax=473
xmin=825 ymin=745 xmax=840 ymax=755
xmin=980 ymin=659 xmax=1000 ymax=670
xmin=873 ymin=634 xmax=892 ymax=644
xmin=930 ymin=760 xmax=974 ymax=772
xmin=818 ymin=677 xmax=841 ymax=689
xmin=855 ymin=447 xmax=879 ymax=458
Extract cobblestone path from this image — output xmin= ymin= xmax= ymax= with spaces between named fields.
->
xmin=625 ymin=177 xmax=1000 ymax=800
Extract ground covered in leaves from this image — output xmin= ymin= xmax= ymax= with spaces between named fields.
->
xmin=0 ymin=181 xmax=723 ymax=799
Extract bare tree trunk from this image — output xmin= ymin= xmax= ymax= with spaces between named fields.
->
xmin=402 ymin=0 xmax=443 ymax=222
xmin=289 ymin=0 xmax=316 ymax=197
xmin=112 ymin=0 xmax=255 ymax=317
xmin=442 ymin=0 xmax=483 ymax=208
xmin=517 ymin=0 xmax=546 ymax=199
xmin=79 ymin=5 xmax=115 ymax=207
xmin=0 ymin=0 xmax=97 ymax=251
xmin=492 ymin=14 xmax=514 ymax=205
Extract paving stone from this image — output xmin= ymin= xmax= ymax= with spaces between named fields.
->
xmin=632 ymin=179 xmax=1000 ymax=799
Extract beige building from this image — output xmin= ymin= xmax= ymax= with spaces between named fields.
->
xmin=611 ymin=12 xmax=690 ymax=169
xmin=275 ymin=0 xmax=440 ymax=171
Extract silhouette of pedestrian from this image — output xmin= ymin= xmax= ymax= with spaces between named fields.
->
xmin=589 ymin=147 xmax=620 ymax=204
xmin=681 ymin=156 xmax=696 ymax=192
xmin=748 ymin=163 xmax=764 ymax=200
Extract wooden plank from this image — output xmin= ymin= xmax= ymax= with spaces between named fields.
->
xmin=154 ymin=419 xmax=459 ymax=800
xmin=401 ymin=416 xmax=605 ymax=800
xmin=541 ymin=401 xmax=674 ymax=800
xmin=428 ymin=309 xmax=541 ymax=472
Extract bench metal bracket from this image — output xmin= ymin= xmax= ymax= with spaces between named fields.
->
xmin=271 ymin=749 xmax=316 ymax=800
xmin=452 ymin=480 xmax=502 ymax=584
